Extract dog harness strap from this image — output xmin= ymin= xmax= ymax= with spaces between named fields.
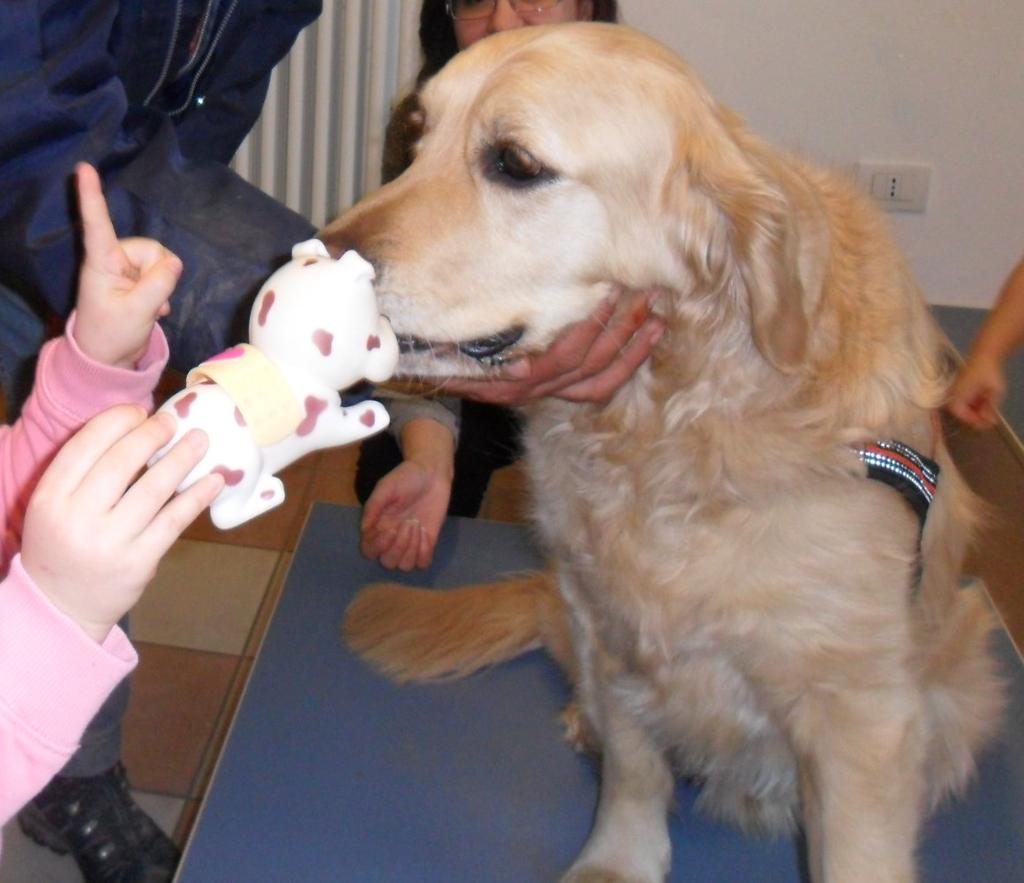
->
xmin=186 ymin=344 xmax=304 ymax=446
xmin=854 ymin=439 xmax=940 ymax=529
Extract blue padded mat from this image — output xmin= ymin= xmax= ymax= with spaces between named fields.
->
xmin=178 ymin=504 xmax=1024 ymax=882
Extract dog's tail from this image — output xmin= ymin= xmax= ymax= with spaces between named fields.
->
xmin=342 ymin=571 xmax=571 ymax=683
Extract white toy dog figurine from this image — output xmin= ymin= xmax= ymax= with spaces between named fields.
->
xmin=154 ymin=239 xmax=399 ymax=529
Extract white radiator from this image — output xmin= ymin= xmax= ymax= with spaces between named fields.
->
xmin=230 ymin=0 xmax=421 ymax=229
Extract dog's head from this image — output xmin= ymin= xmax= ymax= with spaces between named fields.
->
xmin=322 ymin=23 xmax=828 ymax=379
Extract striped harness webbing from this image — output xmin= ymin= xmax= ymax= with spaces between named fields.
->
xmin=853 ymin=439 xmax=940 ymax=529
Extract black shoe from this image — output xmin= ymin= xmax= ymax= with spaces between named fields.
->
xmin=17 ymin=762 xmax=180 ymax=883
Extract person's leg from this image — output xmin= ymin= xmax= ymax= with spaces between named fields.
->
xmin=58 ymin=679 xmax=130 ymax=777
xmin=1 ymin=287 xmax=183 ymax=881
xmin=18 ymin=671 xmax=180 ymax=883
xmin=448 ymin=401 xmax=523 ymax=517
xmin=18 ymin=611 xmax=180 ymax=881
xmin=17 ymin=622 xmax=180 ymax=882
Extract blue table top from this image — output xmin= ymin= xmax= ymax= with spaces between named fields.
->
xmin=178 ymin=504 xmax=1024 ymax=882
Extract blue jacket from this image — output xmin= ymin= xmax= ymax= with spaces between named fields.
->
xmin=0 ymin=0 xmax=321 ymax=375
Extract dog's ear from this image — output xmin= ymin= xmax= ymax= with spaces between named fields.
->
xmin=671 ymin=123 xmax=827 ymax=374
xmin=726 ymin=171 xmax=810 ymax=373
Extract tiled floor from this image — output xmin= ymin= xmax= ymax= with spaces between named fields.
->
xmin=1 ymin=331 xmax=1021 ymax=883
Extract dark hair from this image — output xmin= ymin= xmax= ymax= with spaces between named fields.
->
xmin=417 ymin=0 xmax=620 ymax=85
xmin=382 ymin=0 xmax=620 ymax=182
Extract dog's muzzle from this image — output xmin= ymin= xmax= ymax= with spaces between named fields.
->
xmin=397 ymin=326 xmax=525 ymax=366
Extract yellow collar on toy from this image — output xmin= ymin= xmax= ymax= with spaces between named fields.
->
xmin=186 ymin=344 xmax=303 ymax=446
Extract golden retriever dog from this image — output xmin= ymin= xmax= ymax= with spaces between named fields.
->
xmin=328 ymin=23 xmax=1004 ymax=883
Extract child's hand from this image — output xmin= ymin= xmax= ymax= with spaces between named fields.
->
xmin=361 ymin=458 xmax=451 ymax=571
xmin=20 ymin=405 xmax=224 ymax=643
xmin=947 ymin=355 xmax=1006 ymax=429
xmin=73 ymin=163 xmax=183 ymax=368
xmin=361 ymin=418 xmax=454 ymax=571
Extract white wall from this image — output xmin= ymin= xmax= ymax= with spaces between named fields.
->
xmin=620 ymin=1 xmax=1024 ymax=308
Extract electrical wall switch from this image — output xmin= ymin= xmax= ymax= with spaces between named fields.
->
xmin=855 ymin=162 xmax=931 ymax=213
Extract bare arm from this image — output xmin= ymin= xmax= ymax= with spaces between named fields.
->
xmin=968 ymin=258 xmax=1024 ymax=364
xmin=948 ymin=257 xmax=1024 ymax=429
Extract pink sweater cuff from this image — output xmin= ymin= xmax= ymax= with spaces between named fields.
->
xmin=0 ymin=555 xmax=137 ymax=753
xmin=37 ymin=315 xmax=169 ymax=422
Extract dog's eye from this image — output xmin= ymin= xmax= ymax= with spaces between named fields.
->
xmin=485 ymin=143 xmax=554 ymax=188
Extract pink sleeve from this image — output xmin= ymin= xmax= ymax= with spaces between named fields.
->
xmin=0 ymin=555 xmax=137 ymax=826
xmin=0 ymin=317 xmax=169 ymax=567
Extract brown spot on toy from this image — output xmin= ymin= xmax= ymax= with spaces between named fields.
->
xmin=313 ymin=329 xmax=334 ymax=357
xmin=303 ymin=258 xmax=318 ymax=266
xmin=367 ymin=335 xmax=381 ymax=351
xmin=297 ymin=396 xmax=328 ymax=437
xmin=211 ymin=465 xmax=245 ymax=487
xmin=174 ymin=392 xmax=198 ymax=419
xmin=257 ymin=290 xmax=276 ymax=326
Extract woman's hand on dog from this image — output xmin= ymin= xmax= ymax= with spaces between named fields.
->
xmin=436 ymin=289 xmax=665 ymax=406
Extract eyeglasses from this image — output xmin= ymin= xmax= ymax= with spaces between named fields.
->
xmin=445 ymin=0 xmax=566 ymax=22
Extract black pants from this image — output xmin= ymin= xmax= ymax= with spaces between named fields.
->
xmin=355 ymin=401 xmax=523 ymax=517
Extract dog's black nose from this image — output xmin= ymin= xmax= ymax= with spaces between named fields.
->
xmin=458 ymin=326 xmax=525 ymax=361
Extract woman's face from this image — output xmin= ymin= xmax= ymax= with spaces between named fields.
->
xmin=453 ymin=0 xmax=595 ymax=50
